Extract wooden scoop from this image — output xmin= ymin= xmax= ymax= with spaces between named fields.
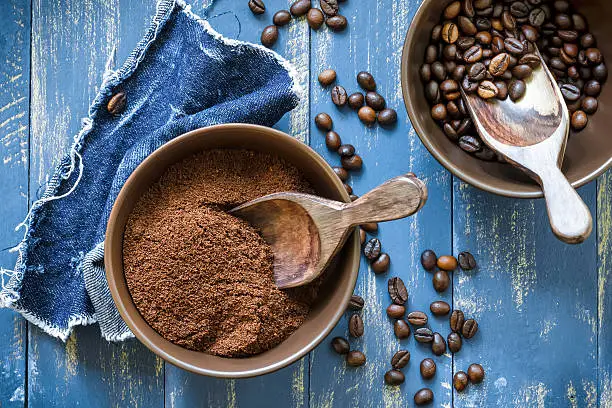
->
xmin=230 ymin=174 xmax=427 ymax=288
xmin=461 ymin=50 xmax=592 ymax=244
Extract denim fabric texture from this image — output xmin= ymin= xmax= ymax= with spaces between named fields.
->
xmin=0 ymin=0 xmax=301 ymax=341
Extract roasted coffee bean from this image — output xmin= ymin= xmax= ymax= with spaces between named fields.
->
xmin=580 ymin=66 xmax=593 ymax=80
xmin=581 ymin=96 xmax=598 ymax=114
xmin=568 ymin=66 xmax=580 ymax=80
xmin=307 ymin=8 xmax=325 ymax=29
xmin=331 ymin=336 xmax=350 ymax=354
xmin=348 ymin=92 xmax=364 ymax=110
xmin=315 ymin=112 xmax=333 ymax=130
xmin=430 ymin=300 xmax=451 ymax=316
xmin=440 ymin=79 xmax=459 ymax=94
xmin=464 ymin=45 xmax=484 ymax=63
xmin=443 ymin=44 xmax=458 ymax=61
xmin=358 ymin=106 xmax=377 ymax=126
xmin=364 ymin=238 xmax=381 ymax=260
xmin=319 ymin=0 xmax=338 ymax=16
xmin=425 ymin=45 xmax=438 ymax=64
xmin=333 ymin=166 xmax=348 ymax=182
xmin=459 ymin=135 xmax=482 ymax=153
xmin=431 ymin=61 xmax=446 ymax=82
xmin=248 ymin=0 xmax=265 ymax=15
xmin=437 ymin=255 xmax=458 ymax=271
xmin=555 ymin=13 xmax=572 ymax=29
xmin=519 ymin=53 xmax=540 ymax=68
xmin=584 ymin=80 xmax=601 ymax=96
xmin=421 ymin=249 xmax=437 ymax=270
xmin=431 ymin=104 xmax=448 ymax=121
xmin=442 ymin=22 xmax=460 ymax=43
xmin=384 ymin=369 xmax=405 ymax=386
xmin=325 ymin=131 xmax=341 ymax=150
xmin=462 ymin=318 xmax=479 ymax=338
xmin=550 ymin=57 xmax=567 ymax=72
xmin=433 ymin=270 xmax=450 ymax=292
xmin=581 ymin=33 xmax=596 ymax=49
xmin=447 ymin=101 xmax=461 ymax=119
xmin=348 ymin=294 xmax=364 ymax=310
xmin=495 ymin=81 xmax=508 ymax=100
xmin=414 ymin=388 xmax=434 ymax=406
xmin=571 ymin=110 xmax=588 ymax=131
xmin=378 ymin=108 xmax=398 ymax=127
xmin=343 ymin=183 xmax=353 ymax=195
xmin=450 ymin=309 xmax=465 ymax=332
xmin=326 ymin=15 xmax=348 ymax=31
xmin=521 ymin=25 xmax=539 ymax=42
xmin=501 ymin=11 xmax=516 ymax=30
xmin=458 ymin=251 xmax=476 ymax=270
xmin=361 ymin=222 xmax=378 ymax=233
xmin=573 ymin=13 xmax=588 ymax=32
xmin=564 ymin=43 xmax=579 ymax=59
xmin=444 ymin=1 xmax=461 ymax=19
xmin=318 ymin=69 xmax=336 ymax=86
xmin=349 ymin=313 xmax=364 ymax=337
xmin=473 ymin=0 xmax=491 ymax=9
xmin=451 ymin=65 xmax=466 ymax=82
xmin=448 ymin=332 xmax=462 ymax=353
xmin=463 ymin=0 xmax=475 ymax=18
xmin=357 ymin=71 xmax=376 ymax=91
xmin=346 ymin=350 xmax=366 ymax=367
xmin=341 ymin=154 xmax=363 ymax=171
xmin=457 ymin=36 xmax=476 ymax=50
xmin=290 ymin=0 xmax=311 ymax=16
xmin=512 ymin=64 xmax=532 ymax=79
xmin=107 ymin=91 xmax=127 ymax=115
xmin=331 ymin=85 xmax=348 ymax=106
xmin=414 ymin=327 xmax=434 ymax=343
xmin=431 ymin=332 xmax=446 ymax=356
xmin=394 ymin=319 xmax=411 ymax=339
xmin=420 ymin=358 xmax=436 ymax=379
xmin=457 ymin=118 xmax=472 ymax=135
xmin=365 ymin=92 xmax=386 ymax=111
xmin=475 ymin=31 xmax=492 ymax=45
xmin=273 ymin=9 xmax=292 ymax=26
xmin=372 ymin=253 xmax=390 ymax=274
xmin=510 ymin=1 xmax=529 ymax=18
xmin=467 ymin=62 xmax=487 ymax=81
xmin=444 ymin=123 xmax=459 ymax=141
xmin=425 ymin=81 xmax=441 ymax=103
xmin=477 ymin=80 xmax=498 ymax=99
xmin=468 ymin=363 xmax=485 ymax=383
xmin=554 ymin=1 xmax=570 ymax=13
xmin=387 ymin=304 xmax=406 ymax=319
xmin=388 ymin=277 xmax=408 ymax=305
xmin=420 ymin=64 xmax=432 ymax=83
xmin=454 ymin=371 xmax=469 ymax=391
xmin=489 ymin=53 xmax=510 ymax=76
xmin=560 ymin=83 xmax=581 ymax=101
xmin=457 ymin=17 xmax=477 ymax=37
xmin=504 ymin=37 xmax=524 ymax=55
xmin=509 ymin=79 xmax=526 ymax=101
xmin=558 ymin=29 xmax=578 ymax=43
xmin=407 ymin=311 xmax=428 ymax=326
xmin=529 ymin=7 xmax=546 ymax=26
xmin=391 ymin=350 xmax=411 ymax=369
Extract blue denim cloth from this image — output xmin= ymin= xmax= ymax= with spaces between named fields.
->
xmin=0 ymin=0 xmax=300 ymax=341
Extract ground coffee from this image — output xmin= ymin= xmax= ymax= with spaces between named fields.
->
xmin=123 ymin=149 xmax=318 ymax=357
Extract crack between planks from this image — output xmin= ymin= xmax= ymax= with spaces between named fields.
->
xmin=451 ymin=175 xmax=455 ymax=408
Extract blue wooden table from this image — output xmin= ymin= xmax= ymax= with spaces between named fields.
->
xmin=0 ymin=0 xmax=610 ymax=406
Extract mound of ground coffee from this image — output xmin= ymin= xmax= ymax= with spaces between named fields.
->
xmin=123 ymin=149 xmax=319 ymax=357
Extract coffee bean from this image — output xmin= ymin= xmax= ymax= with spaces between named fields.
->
xmin=580 ymin=33 xmax=596 ymax=48
xmin=348 ymin=92 xmax=364 ymax=110
xmin=391 ymin=350 xmax=411 ymax=369
xmin=358 ymin=228 xmax=366 ymax=245
xmin=493 ymin=81 xmax=508 ymax=100
xmin=433 ymin=270 xmax=450 ymax=292
xmin=509 ymin=79 xmax=526 ymax=101
xmin=436 ymin=255 xmax=457 ymax=271
xmin=331 ymin=336 xmax=350 ymax=354
xmin=341 ymin=154 xmax=363 ymax=171
xmin=319 ymin=0 xmax=338 ymax=16
xmin=458 ymin=251 xmax=477 ymax=270
xmin=372 ymin=253 xmax=390 ymax=274
xmin=307 ymin=8 xmax=325 ymax=29
xmin=325 ymin=131 xmax=341 ymax=150
xmin=467 ymin=62 xmax=487 ymax=82
xmin=431 ymin=104 xmax=448 ymax=121
xmin=318 ymin=69 xmax=336 ymax=86
xmin=384 ymin=369 xmax=405 ymax=386
xmin=529 ymin=7 xmax=546 ymax=26
xmin=387 ymin=304 xmax=405 ymax=319
xmin=457 ymin=36 xmax=475 ymax=50
xmin=504 ymin=37 xmax=524 ymax=55
xmin=581 ymin=97 xmax=598 ymax=114
xmin=442 ymin=22 xmax=460 ymax=43
xmin=315 ymin=112 xmax=333 ymax=130
xmin=394 ymin=319 xmax=411 ymax=339
xmin=554 ymin=1 xmax=570 ymax=13
xmin=459 ymin=135 xmax=482 ymax=153
xmin=463 ymin=0 xmax=475 ymax=18
xmin=489 ymin=53 xmax=510 ymax=76
xmin=333 ymin=166 xmax=348 ymax=182
xmin=584 ymin=80 xmax=601 ymax=96
xmin=555 ymin=13 xmax=572 ymax=29
xmin=346 ymin=350 xmax=366 ymax=367
xmin=290 ymin=0 xmax=311 ymax=16
xmin=431 ymin=332 xmax=446 ymax=356
xmin=414 ymin=388 xmax=434 ymax=406
xmin=450 ymin=310 xmax=465 ymax=332
xmin=407 ymin=311 xmax=428 ymax=326
xmin=454 ymin=371 xmax=469 ymax=391
xmin=431 ymin=62 xmax=445 ymax=82
xmin=365 ymin=92 xmax=386 ymax=111
xmin=364 ymin=238 xmax=381 ymax=260
xmin=357 ymin=71 xmax=376 ymax=91
xmin=388 ymin=277 xmax=408 ymax=305
xmin=502 ymin=10 xmax=516 ymax=30
xmin=348 ymin=294 xmax=364 ymax=311
xmin=518 ymin=53 xmax=541 ymax=68
xmin=425 ymin=81 xmax=441 ymax=103
xmin=443 ymin=44 xmax=458 ymax=61
xmin=425 ymin=45 xmax=438 ymax=64
xmin=512 ymin=64 xmax=533 ymax=79
xmin=248 ymin=0 xmax=265 ymax=15
xmin=451 ymin=65 xmax=466 ymax=82
xmin=420 ymin=64 xmax=432 ymax=83
xmin=414 ymin=327 xmax=434 ymax=343
xmin=358 ymin=106 xmax=377 ymax=126
xmin=571 ymin=110 xmax=588 ymax=131
xmin=331 ymin=85 xmax=348 ymax=106
xmin=421 ymin=249 xmax=437 ymax=270
xmin=560 ymin=83 xmax=581 ymax=101
xmin=420 ymin=358 xmax=436 ymax=379
xmin=468 ymin=363 xmax=485 ymax=383
xmin=464 ymin=45 xmax=484 ymax=64
xmin=349 ymin=313 xmax=364 ymax=337
xmin=462 ymin=318 xmax=479 ymax=338
xmin=521 ymin=25 xmax=539 ymax=42
xmin=378 ymin=109 xmax=398 ymax=127
xmin=477 ymin=80 xmax=498 ymax=99
xmin=444 ymin=123 xmax=459 ymax=141
xmin=444 ymin=1 xmax=461 ymax=19
xmin=448 ymin=332 xmax=462 ymax=353
xmin=572 ymin=13 xmax=588 ymax=31
xmin=591 ymin=63 xmax=608 ymax=82
xmin=326 ymin=15 xmax=348 ymax=31
xmin=361 ymin=222 xmax=378 ymax=233
xmin=430 ymin=300 xmax=451 ymax=316
xmin=107 ymin=91 xmax=127 ymax=115
xmin=272 ymin=10 xmax=292 ymax=27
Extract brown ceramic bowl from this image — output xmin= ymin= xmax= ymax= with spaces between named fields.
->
xmin=402 ymin=0 xmax=612 ymax=198
xmin=105 ymin=124 xmax=360 ymax=378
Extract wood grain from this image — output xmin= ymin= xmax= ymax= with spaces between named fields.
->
xmin=598 ymin=171 xmax=612 ymax=408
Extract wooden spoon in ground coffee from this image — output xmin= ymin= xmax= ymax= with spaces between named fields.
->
xmin=461 ymin=49 xmax=592 ymax=244
xmin=231 ymin=174 xmax=427 ymax=289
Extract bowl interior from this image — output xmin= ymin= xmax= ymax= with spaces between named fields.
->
xmin=105 ymin=124 xmax=360 ymax=378
xmin=402 ymin=0 xmax=612 ymax=198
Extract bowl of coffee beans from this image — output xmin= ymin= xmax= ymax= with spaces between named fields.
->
xmin=402 ymin=0 xmax=612 ymax=198
xmin=105 ymin=124 xmax=360 ymax=377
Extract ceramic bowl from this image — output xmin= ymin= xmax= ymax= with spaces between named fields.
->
xmin=105 ymin=124 xmax=360 ymax=378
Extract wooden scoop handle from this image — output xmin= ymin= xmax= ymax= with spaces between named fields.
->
xmin=539 ymin=166 xmax=592 ymax=244
xmin=342 ymin=174 xmax=427 ymax=226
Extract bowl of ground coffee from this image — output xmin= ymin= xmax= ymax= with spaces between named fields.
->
xmin=402 ymin=0 xmax=612 ymax=198
xmin=105 ymin=124 xmax=360 ymax=377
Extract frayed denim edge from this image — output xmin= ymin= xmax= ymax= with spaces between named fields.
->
xmin=0 ymin=0 xmax=303 ymax=341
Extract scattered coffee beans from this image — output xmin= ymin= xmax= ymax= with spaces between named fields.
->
xmin=386 ymin=304 xmax=406 ymax=319
xmin=430 ymin=300 xmax=451 ymax=316
xmin=450 ymin=309 xmax=465 ymax=333
xmin=364 ymin=238 xmax=382 ymax=260
xmin=307 ymin=8 xmax=325 ymax=29
xmin=349 ymin=313 xmax=364 ymax=337
xmin=358 ymin=106 xmax=377 ymax=126
xmin=331 ymin=85 xmax=348 ymax=106
xmin=433 ymin=270 xmax=450 ymax=292
xmin=248 ymin=0 xmax=265 ymax=15
xmin=315 ymin=112 xmax=333 ymax=130
xmin=414 ymin=388 xmax=434 ymax=406
xmin=357 ymin=71 xmax=377 ymax=91
xmin=290 ymin=0 xmax=311 ymax=16
xmin=454 ymin=371 xmax=469 ymax=392
xmin=388 ymin=277 xmax=409 ymax=305
xmin=377 ymin=108 xmax=398 ymax=127
xmin=468 ymin=363 xmax=485 ymax=383
xmin=348 ymin=295 xmax=364 ymax=311
xmin=107 ymin=91 xmax=127 ymax=115
xmin=346 ymin=350 xmax=366 ymax=367
xmin=331 ymin=337 xmax=350 ymax=354
xmin=391 ymin=350 xmax=411 ymax=369
xmin=420 ymin=358 xmax=436 ymax=379
xmin=437 ymin=255 xmax=458 ymax=271
xmin=384 ymin=369 xmax=405 ymax=385
xmin=414 ymin=327 xmax=434 ymax=343
xmin=448 ymin=332 xmax=462 ymax=353
xmin=458 ymin=251 xmax=477 ymax=270
xmin=431 ymin=332 xmax=447 ymax=356
xmin=462 ymin=318 xmax=479 ymax=338
xmin=348 ymin=92 xmax=365 ymax=110
xmin=361 ymin=222 xmax=378 ymax=233
xmin=421 ymin=249 xmax=437 ymax=270
xmin=318 ymin=69 xmax=337 ymax=86
xmin=326 ymin=15 xmax=348 ymax=32
xmin=394 ymin=319 xmax=412 ymax=339
xmin=273 ymin=10 xmax=291 ymax=26
xmin=261 ymin=25 xmax=279 ymax=47
xmin=341 ymin=154 xmax=363 ymax=171
xmin=371 ymin=253 xmax=390 ymax=274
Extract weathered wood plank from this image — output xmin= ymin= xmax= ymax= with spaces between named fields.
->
xmin=598 ymin=170 xmax=612 ymax=408
xmin=27 ymin=0 xmax=163 ymax=406
xmin=452 ymin=182 xmax=598 ymax=407
xmin=308 ymin=1 xmax=454 ymax=407
xmin=163 ymin=1 xmax=310 ymax=407
xmin=0 ymin=0 xmax=30 ymax=406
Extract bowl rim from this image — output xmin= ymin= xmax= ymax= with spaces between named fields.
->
xmin=401 ymin=0 xmax=612 ymax=199
xmin=104 ymin=123 xmax=360 ymax=378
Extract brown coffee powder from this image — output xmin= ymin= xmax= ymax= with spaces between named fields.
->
xmin=123 ymin=149 xmax=319 ymax=357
